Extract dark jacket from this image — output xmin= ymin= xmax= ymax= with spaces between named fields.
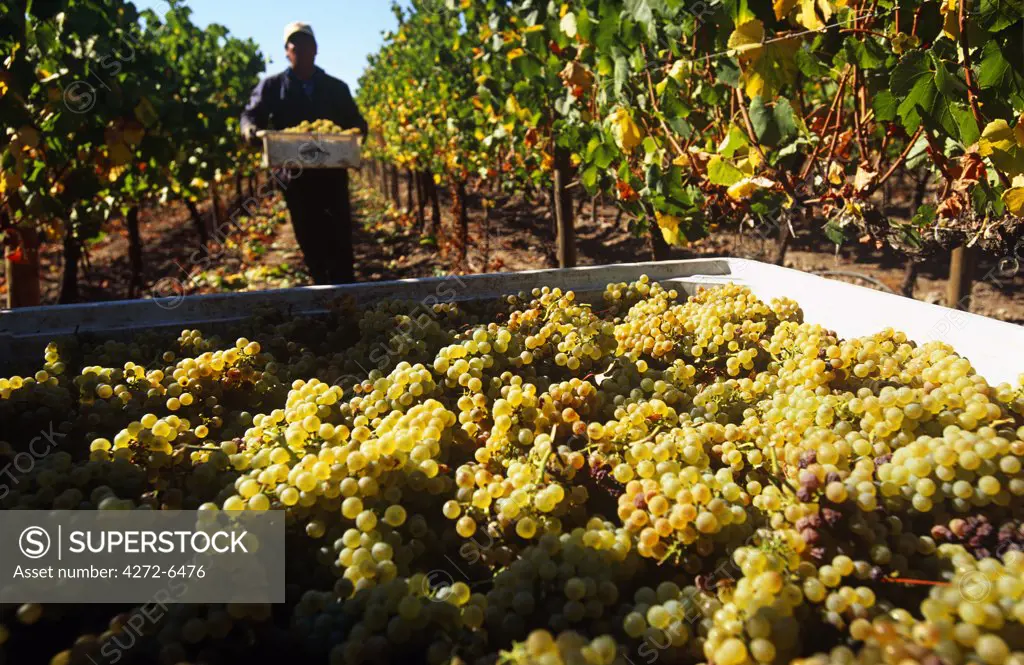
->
xmin=241 ymin=66 xmax=368 ymax=136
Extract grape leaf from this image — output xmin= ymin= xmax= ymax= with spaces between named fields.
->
xmin=749 ymin=96 xmax=797 ymax=147
xmin=977 ymin=38 xmax=1024 ymax=110
xmin=843 ymin=36 xmax=889 ymax=70
xmin=873 ymin=90 xmax=898 ymax=122
xmin=824 ymin=219 xmax=847 ymax=245
xmin=707 ymin=155 xmax=745 ymax=186
xmin=889 ymin=50 xmax=964 ymax=140
xmin=978 ymin=119 xmax=1024 ymax=175
xmin=975 ymin=0 xmax=1024 ymax=32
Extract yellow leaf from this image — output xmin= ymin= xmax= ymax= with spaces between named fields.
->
xmin=672 ymin=153 xmax=691 ymax=168
xmin=1002 ymin=187 xmax=1024 ymax=215
xmin=978 ymin=118 xmax=1024 ymax=175
xmin=774 ymin=0 xmax=798 ymax=20
xmin=726 ymin=176 xmax=777 ymax=200
xmin=1014 ymin=115 xmax=1024 ymax=147
xmin=798 ymin=0 xmax=833 ymax=30
xmin=608 ymin=107 xmax=644 ymax=153
xmin=507 ymin=48 xmax=526 ymax=61
xmin=668 ymin=60 xmax=687 ymax=83
xmin=523 ymin=25 xmax=545 ymax=34
xmin=728 ymin=20 xmax=765 ymax=63
xmin=827 ymin=162 xmax=844 ymax=185
xmin=0 ymin=171 xmax=21 ymax=194
xmin=940 ymin=0 xmax=959 ymax=40
xmin=744 ymin=36 xmax=800 ymax=98
xmin=108 ymin=165 xmax=127 ymax=182
xmin=655 ymin=212 xmax=687 ymax=246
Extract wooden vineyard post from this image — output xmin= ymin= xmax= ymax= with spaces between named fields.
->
xmin=235 ymin=171 xmax=243 ymax=203
xmin=209 ymin=180 xmax=224 ymax=237
xmin=454 ymin=180 xmax=469 ymax=267
xmin=648 ymin=217 xmax=672 ymax=261
xmin=415 ymin=171 xmax=427 ymax=230
xmin=553 ymin=146 xmax=576 ymax=268
xmin=126 ymin=205 xmax=143 ymax=298
xmin=185 ymin=199 xmax=209 ymax=255
xmin=58 ymin=222 xmax=80 ymax=304
xmin=4 ymin=225 xmax=41 ymax=308
xmin=379 ymin=161 xmax=388 ymax=195
xmin=901 ymin=259 xmax=919 ymax=298
xmin=482 ymin=198 xmax=491 ymax=270
xmin=900 ymin=169 xmax=930 ymax=299
xmin=773 ymin=219 xmax=790 ymax=266
xmin=405 ymin=168 xmax=415 ymax=213
xmin=947 ymin=245 xmax=975 ymax=310
xmin=390 ymin=165 xmax=401 ymax=206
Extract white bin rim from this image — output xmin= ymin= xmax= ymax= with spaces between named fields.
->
xmin=1 ymin=258 xmax=1020 ymax=385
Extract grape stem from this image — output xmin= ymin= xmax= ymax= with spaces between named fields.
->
xmin=881 ymin=577 xmax=951 ymax=587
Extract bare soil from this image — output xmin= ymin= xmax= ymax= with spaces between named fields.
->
xmin=3 ymin=172 xmax=1022 ymax=326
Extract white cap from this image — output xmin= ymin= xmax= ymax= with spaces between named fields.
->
xmin=284 ymin=21 xmax=315 ymax=45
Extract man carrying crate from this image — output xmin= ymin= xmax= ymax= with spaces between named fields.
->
xmin=241 ymin=21 xmax=368 ymax=284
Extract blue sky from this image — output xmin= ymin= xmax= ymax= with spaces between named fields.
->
xmin=135 ymin=0 xmax=412 ymax=91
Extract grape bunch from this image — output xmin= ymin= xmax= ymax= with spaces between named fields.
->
xmin=284 ymin=119 xmax=360 ymax=135
xmin=2 ymin=277 xmax=1024 ymax=665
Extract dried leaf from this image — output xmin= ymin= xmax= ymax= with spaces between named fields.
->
xmin=853 ymin=166 xmax=878 ymax=192
xmin=726 ymin=176 xmax=777 ymax=200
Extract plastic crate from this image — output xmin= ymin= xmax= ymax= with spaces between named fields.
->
xmin=257 ymin=130 xmax=361 ymax=169
xmin=1 ymin=259 xmax=1020 ymax=384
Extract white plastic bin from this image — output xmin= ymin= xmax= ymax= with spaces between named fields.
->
xmin=1 ymin=259 xmax=1021 ymax=384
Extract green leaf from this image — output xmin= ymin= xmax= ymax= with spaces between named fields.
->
xmin=749 ymin=96 xmax=797 ymax=147
xmin=716 ymin=59 xmax=741 ymax=88
xmin=975 ymin=0 xmax=1024 ymax=32
xmin=707 ymin=156 xmax=745 ymax=186
xmin=843 ymin=37 xmax=889 ymax=70
xmin=932 ymin=52 xmax=967 ymax=99
xmin=889 ymin=49 xmax=964 ymax=140
xmin=614 ymin=54 xmax=630 ymax=99
xmin=872 ymin=91 xmax=898 ymax=122
xmin=977 ymin=38 xmax=1024 ymax=109
xmin=718 ymin=125 xmax=749 ymax=158
xmin=594 ymin=12 xmax=620 ymax=51
xmin=824 ymin=219 xmax=847 ymax=245
xmin=891 ymin=51 xmax=933 ymax=128
xmin=577 ymin=8 xmax=593 ymax=41
xmin=949 ymin=103 xmax=980 ymax=146
xmin=911 ymin=203 xmax=937 ymax=227
xmin=796 ymin=48 xmax=830 ymax=80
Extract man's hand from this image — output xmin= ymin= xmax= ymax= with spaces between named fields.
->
xmin=242 ymin=124 xmax=261 ymax=146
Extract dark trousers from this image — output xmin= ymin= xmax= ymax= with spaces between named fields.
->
xmin=281 ymin=169 xmax=355 ymax=285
